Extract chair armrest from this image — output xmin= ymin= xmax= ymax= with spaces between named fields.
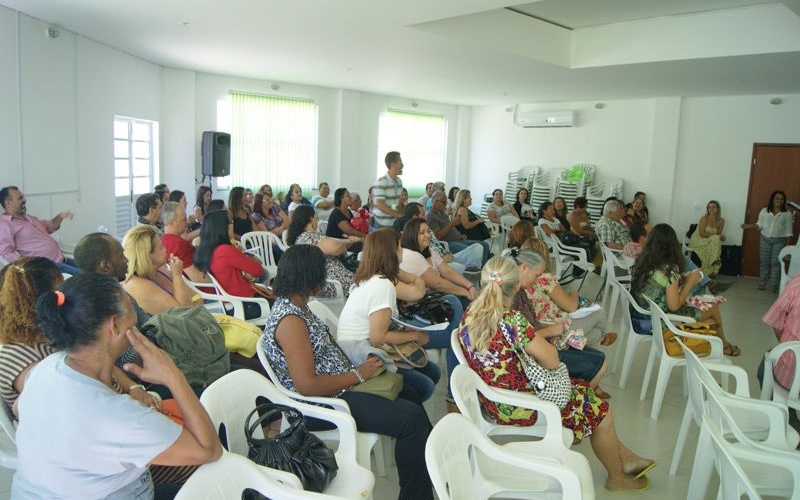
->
xmin=720 ymin=393 xmax=797 ymax=450
xmin=478 ymin=384 xmax=568 ymax=445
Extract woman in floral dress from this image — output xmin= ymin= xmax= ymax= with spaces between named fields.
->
xmin=457 ymin=256 xmax=655 ymax=492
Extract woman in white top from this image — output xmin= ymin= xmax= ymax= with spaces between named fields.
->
xmin=12 ymin=273 xmax=221 ymax=500
xmin=537 ymin=201 xmax=566 ymax=236
xmin=741 ymin=190 xmax=794 ymax=291
xmin=399 ymin=217 xmax=475 ymax=406
xmin=337 ymin=229 xmax=441 ymax=401
xmin=486 ymin=188 xmax=519 ymax=224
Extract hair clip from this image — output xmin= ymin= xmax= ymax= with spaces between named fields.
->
xmin=487 ymin=271 xmax=503 ymax=286
xmin=11 ymin=265 xmax=24 ymax=272
xmin=54 ymin=290 xmax=65 ymax=306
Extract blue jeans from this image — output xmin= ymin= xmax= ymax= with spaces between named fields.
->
xmin=396 ymin=363 xmax=442 ymax=402
xmin=448 ymin=239 xmax=490 ymax=264
xmin=403 ymin=294 xmax=464 ymax=398
xmin=451 ymin=243 xmax=483 ymax=270
xmin=759 ymin=236 xmax=786 ymax=287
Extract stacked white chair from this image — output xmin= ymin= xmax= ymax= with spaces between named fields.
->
xmin=529 ymin=170 xmax=554 ymax=212
xmin=199 ymin=370 xmax=375 ymax=499
xmin=425 ymin=413 xmax=587 ymax=500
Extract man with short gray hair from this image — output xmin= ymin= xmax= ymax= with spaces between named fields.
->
xmin=595 ymin=199 xmax=630 ymax=250
xmin=161 ymin=201 xmax=207 ymax=282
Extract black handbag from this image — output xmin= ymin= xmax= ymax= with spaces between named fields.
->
xmin=397 ymin=292 xmax=454 ymax=324
xmin=245 ymin=403 xmax=338 ymax=492
xmin=338 ymin=252 xmax=360 ymax=273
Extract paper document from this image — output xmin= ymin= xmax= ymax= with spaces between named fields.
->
xmin=569 ymin=304 xmax=602 ymax=319
xmin=393 ymin=317 xmax=449 ymax=331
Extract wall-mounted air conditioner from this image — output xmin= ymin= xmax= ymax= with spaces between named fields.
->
xmin=513 ymin=107 xmax=576 ymax=128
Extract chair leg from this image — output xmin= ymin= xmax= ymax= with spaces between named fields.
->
xmin=619 ymin=336 xmax=650 ymax=389
xmin=650 ymin=361 xmax=676 ymax=420
xmin=686 ymin=427 xmax=715 ymax=500
xmin=669 ymin=404 xmax=693 ymax=475
xmin=639 ymin=345 xmax=657 ymax=400
xmin=372 ymin=436 xmax=387 ymax=477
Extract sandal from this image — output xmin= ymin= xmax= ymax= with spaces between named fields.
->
xmin=600 ymin=332 xmax=618 ymax=346
xmin=723 ymin=344 xmax=741 ymax=357
xmin=605 ymin=476 xmax=650 ymax=492
xmin=628 ymin=460 xmax=657 ymax=480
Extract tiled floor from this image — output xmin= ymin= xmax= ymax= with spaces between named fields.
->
xmin=0 ymin=274 xmax=788 ymax=499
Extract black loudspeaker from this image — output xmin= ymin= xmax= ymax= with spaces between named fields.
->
xmin=201 ymin=131 xmax=231 ymax=177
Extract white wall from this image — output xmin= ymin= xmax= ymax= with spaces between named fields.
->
xmin=467 ymin=95 xmax=800 ymax=244
xmin=1 ymin=7 xmax=162 ymax=249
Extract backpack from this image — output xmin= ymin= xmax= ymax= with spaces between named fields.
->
xmin=144 ymin=306 xmax=230 ymax=389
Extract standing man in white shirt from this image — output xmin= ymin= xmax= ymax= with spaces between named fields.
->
xmin=371 ymin=151 xmax=405 ymax=229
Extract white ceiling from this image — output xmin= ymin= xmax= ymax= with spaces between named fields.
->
xmin=3 ymin=0 xmax=800 ymax=106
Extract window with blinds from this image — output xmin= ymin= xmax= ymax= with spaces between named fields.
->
xmin=376 ymin=109 xmax=447 ymax=197
xmin=217 ymin=92 xmax=319 ymax=194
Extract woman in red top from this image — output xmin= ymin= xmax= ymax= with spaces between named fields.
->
xmin=193 ymin=210 xmax=265 ymax=318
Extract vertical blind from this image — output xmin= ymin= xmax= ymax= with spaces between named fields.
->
xmin=228 ymin=91 xmax=318 ymax=193
xmin=376 ymin=108 xmax=447 ymax=197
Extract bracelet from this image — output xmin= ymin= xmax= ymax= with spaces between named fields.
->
xmin=127 ymin=384 xmax=146 ymax=393
xmin=351 ymin=368 xmax=364 ymax=385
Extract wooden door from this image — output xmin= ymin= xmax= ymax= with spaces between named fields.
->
xmin=741 ymin=144 xmax=800 ymax=277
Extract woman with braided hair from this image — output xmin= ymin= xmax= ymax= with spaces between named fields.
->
xmin=456 ymin=256 xmax=655 ymax=492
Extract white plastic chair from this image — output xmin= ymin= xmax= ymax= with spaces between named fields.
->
xmin=0 ymin=399 xmax=17 ymax=470
xmin=426 ymin=413 xmax=587 ymax=500
xmin=642 ymin=296 xmax=728 ymax=420
xmin=199 ymin=370 xmax=375 ymax=499
xmin=450 ymin=365 xmax=575 ymax=449
xmin=615 ymin=282 xmax=655 ymax=388
xmin=671 ymin=338 xmax=799 ymax=476
xmin=778 ymin=246 xmax=800 ymax=293
xmin=183 ymin=274 xmax=271 ymax=325
xmin=597 ymin=242 xmax=633 ymax=327
xmin=255 ymin=340 xmax=386 ymax=477
xmin=702 ymin=415 xmax=766 ymax=500
xmin=760 ymin=341 xmax=800 ymax=414
xmin=313 ymin=279 xmax=346 ymax=309
xmin=307 ymin=300 xmax=340 ymax=337
xmin=240 ymin=231 xmax=286 ymax=284
xmin=686 ymin=355 xmax=800 ymax=500
xmin=174 ymin=451 xmax=357 ymax=500
xmin=534 ymin=226 xmax=594 ymax=286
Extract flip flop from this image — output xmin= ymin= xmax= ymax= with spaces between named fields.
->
xmin=601 ymin=332 xmax=618 ymax=346
xmin=724 ymin=344 xmax=741 ymax=357
xmin=605 ymin=476 xmax=650 ymax=492
xmin=629 ymin=460 xmax=657 ymax=480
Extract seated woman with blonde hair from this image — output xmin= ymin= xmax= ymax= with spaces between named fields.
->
xmin=456 ymin=256 xmax=654 ymax=492
xmin=122 ymin=225 xmax=199 ymax=315
xmin=688 ymin=200 xmax=725 ymax=276
xmin=508 ymin=242 xmax=615 ymax=398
